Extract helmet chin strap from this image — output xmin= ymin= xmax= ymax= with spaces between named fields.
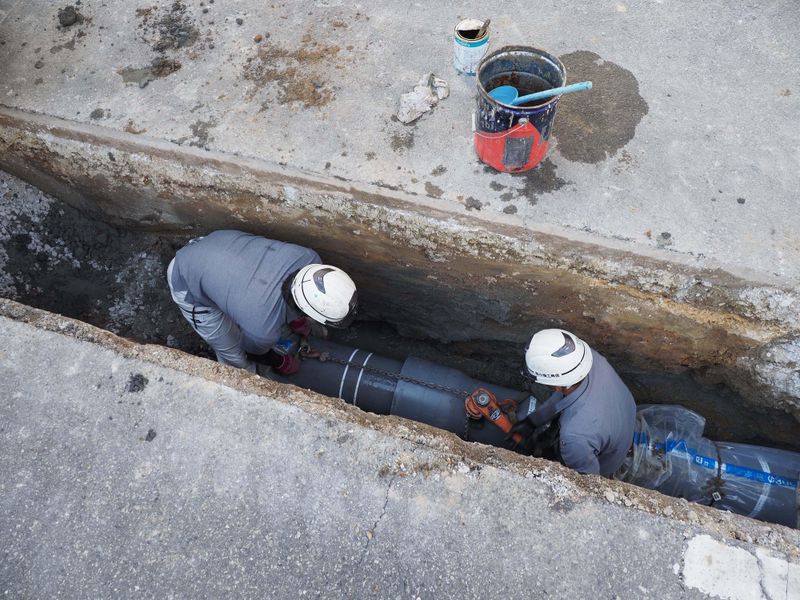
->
xmin=282 ymin=272 xmax=302 ymax=313
xmin=548 ymin=382 xmax=582 ymax=394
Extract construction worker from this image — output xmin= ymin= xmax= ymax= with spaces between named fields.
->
xmin=511 ymin=328 xmax=636 ymax=477
xmin=167 ymin=230 xmax=357 ymax=375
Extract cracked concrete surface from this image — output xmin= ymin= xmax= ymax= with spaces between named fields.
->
xmin=0 ymin=299 xmax=798 ymax=598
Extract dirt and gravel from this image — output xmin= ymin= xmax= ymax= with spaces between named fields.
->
xmin=0 ymin=170 xmax=206 ymax=357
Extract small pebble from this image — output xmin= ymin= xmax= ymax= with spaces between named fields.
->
xmin=254 ymin=33 xmax=263 ymax=43
xmin=34 ymin=59 xmax=44 ymax=69
xmin=202 ymin=7 xmax=208 ymax=13
xmin=236 ymin=17 xmax=243 ymax=25
xmin=663 ymin=506 xmax=674 ymax=517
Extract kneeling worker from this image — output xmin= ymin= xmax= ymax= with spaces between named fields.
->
xmin=512 ymin=329 xmax=636 ymax=477
xmin=167 ymin=230 xmax=357 ymax=375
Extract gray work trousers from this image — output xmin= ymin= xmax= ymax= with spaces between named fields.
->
xmin=167 ymin=258 xmax=256 ymax=373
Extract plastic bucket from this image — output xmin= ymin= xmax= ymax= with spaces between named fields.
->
xmin=474 ymin=46 xmax=566 ymax=173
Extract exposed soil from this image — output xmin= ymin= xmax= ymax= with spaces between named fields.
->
xmin=243 ymin=35 xmax=341 ymax=108
xmin=0 ymin=171 xmax=206 ymax=357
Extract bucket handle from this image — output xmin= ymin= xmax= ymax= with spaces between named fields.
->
xmin=473 ymin=113 xmax=531 ymax=139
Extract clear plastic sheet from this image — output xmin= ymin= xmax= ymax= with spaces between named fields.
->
xmin=616 ymin=405 xmax=800 ymax=528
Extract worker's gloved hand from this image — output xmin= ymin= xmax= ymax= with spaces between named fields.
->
xmin=275 ymin=354 xmax=301 ymax=376
xmin=508 ymin=417 xmax=535 ymax=442
xmin=289 ymin=316 xmax=312 ymax=337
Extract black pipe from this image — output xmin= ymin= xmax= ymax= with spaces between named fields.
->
xmin=273 ymin=339 xmax=530 ymax=448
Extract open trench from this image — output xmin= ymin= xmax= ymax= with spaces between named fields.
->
xmin=1 ymin=169 xmax=797 ymax=456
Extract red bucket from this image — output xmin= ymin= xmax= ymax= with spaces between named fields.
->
xmin=474 ymin=46 xmax=566 ymax=173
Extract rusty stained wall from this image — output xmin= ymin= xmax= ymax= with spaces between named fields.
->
xmin=1 ymin=107 xmax=798 ymax=447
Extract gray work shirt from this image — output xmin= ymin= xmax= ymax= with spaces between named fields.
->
xmin=544 ymin=350 xmax=636 ymax=477
xmin=169 ymin=230 xmax=319 ymax=354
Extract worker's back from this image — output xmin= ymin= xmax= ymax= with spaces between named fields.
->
xmin=558 ymin=350 xmax=636 ymax=477
xmin=169 ymin=230 xmax=319 ymax=353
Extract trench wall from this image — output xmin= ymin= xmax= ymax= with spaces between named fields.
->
xmin=1 ymin=106 xmax=798 ymax=448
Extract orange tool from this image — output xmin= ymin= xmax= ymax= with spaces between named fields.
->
xmin=464 ymin=387 xmax=524 ymax=445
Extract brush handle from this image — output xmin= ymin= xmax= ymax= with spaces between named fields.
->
xmin=511 ymin=81 xmax=592 ymax=106
xmin=477 ymin=18 xmax=490 ymax=39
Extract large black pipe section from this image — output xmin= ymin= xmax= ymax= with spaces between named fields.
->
xmin=273 ymin=339 xmax=530 ymax=449
xmin=273 ymin=339 xmax=800 ymax=528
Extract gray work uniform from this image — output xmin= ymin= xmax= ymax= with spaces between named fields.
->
xmin=542 ymin=350 xmax=636 ymax=477
xmin=167 ymin=230 xmax=319 ymax=371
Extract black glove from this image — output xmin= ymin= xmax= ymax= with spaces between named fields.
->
xmin=509 ymin=416 xmax=535 ymax=440
xmin=505 ymin=417 xmax=535 ymax=451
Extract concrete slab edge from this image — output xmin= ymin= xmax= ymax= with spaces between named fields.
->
xmin=0 ymin=104 xmax=797 ymax=330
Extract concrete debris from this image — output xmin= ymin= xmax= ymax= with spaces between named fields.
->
xmin=396 ymin=73 xmax=449 ymax=124
xmin=57 ymin=5 xmax=80 ymax=27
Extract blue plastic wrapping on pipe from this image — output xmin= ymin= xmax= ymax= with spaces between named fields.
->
xmin=615 ymin=405 xmax=800 ymax=528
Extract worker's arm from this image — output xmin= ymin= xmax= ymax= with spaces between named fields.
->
xmin=558 ymin=433 xmax=601 ymax=475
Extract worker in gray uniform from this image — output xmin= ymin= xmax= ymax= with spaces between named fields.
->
xmin=511 ymin=328 xmax=636 ymax=477
xmin=167 ymin=230 xmax=358 ymax=375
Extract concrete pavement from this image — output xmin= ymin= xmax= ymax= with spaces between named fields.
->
xmin=0 ymin=0 xmax=798 ymax=280
xmin=1 ymin=299 xmax=799 ymax=598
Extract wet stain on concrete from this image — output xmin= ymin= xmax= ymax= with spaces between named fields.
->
xmin=513 ymin=158 xmax=567 ymax=205
xmin=656 ymin=231 xmax=673 ymax=248
xmin=500 ymin=192 xmax=514 ymax=202
xmin=489 ymin=181 xmax=506 ymax=191
xmin=390 ymin=130 xmax=415 ymax=152
xmin=424 ymin=182 xmax=444 ymax=198
xmin=119 ymin=58 xmax=182 ymax=88
xmin=365 ymin=151 xmax=377 ymax=161
xmin=465 ymin=196 xmax=482 ymax=211
xmin=49 ymin=38 xmax=76 ymax=54
xmin=179 ymin=119 xmax=217 ymax=148
xmin=555 ymin=51 xmax=649 ymax=163
xmin=126 ymin=373 xmax=149 ymax=393
xmin=430 ymin=165 xmax=447 ymax=176
xmin=502 ymin=205 xmax=517 ymax=214
xmin=89 ymin=108 xmax=106 ymax=120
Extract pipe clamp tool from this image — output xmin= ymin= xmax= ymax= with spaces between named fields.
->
xmin=465 ymin=387 xmax=524 ymax=445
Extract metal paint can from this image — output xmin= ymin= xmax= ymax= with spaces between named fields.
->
xmin=453 ymin=18 xmax=490 ymax=75
xmin=474 ymin=45 xmax=566 ymax=173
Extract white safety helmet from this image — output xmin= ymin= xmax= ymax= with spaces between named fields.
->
xmin=290 ymin=264 xmax=358 ymax=328
xmin=524 ymin=328 xmax=594 ymax=387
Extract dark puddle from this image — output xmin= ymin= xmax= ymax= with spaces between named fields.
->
xmin=556 ymin=51 xmax=649 ymax=163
